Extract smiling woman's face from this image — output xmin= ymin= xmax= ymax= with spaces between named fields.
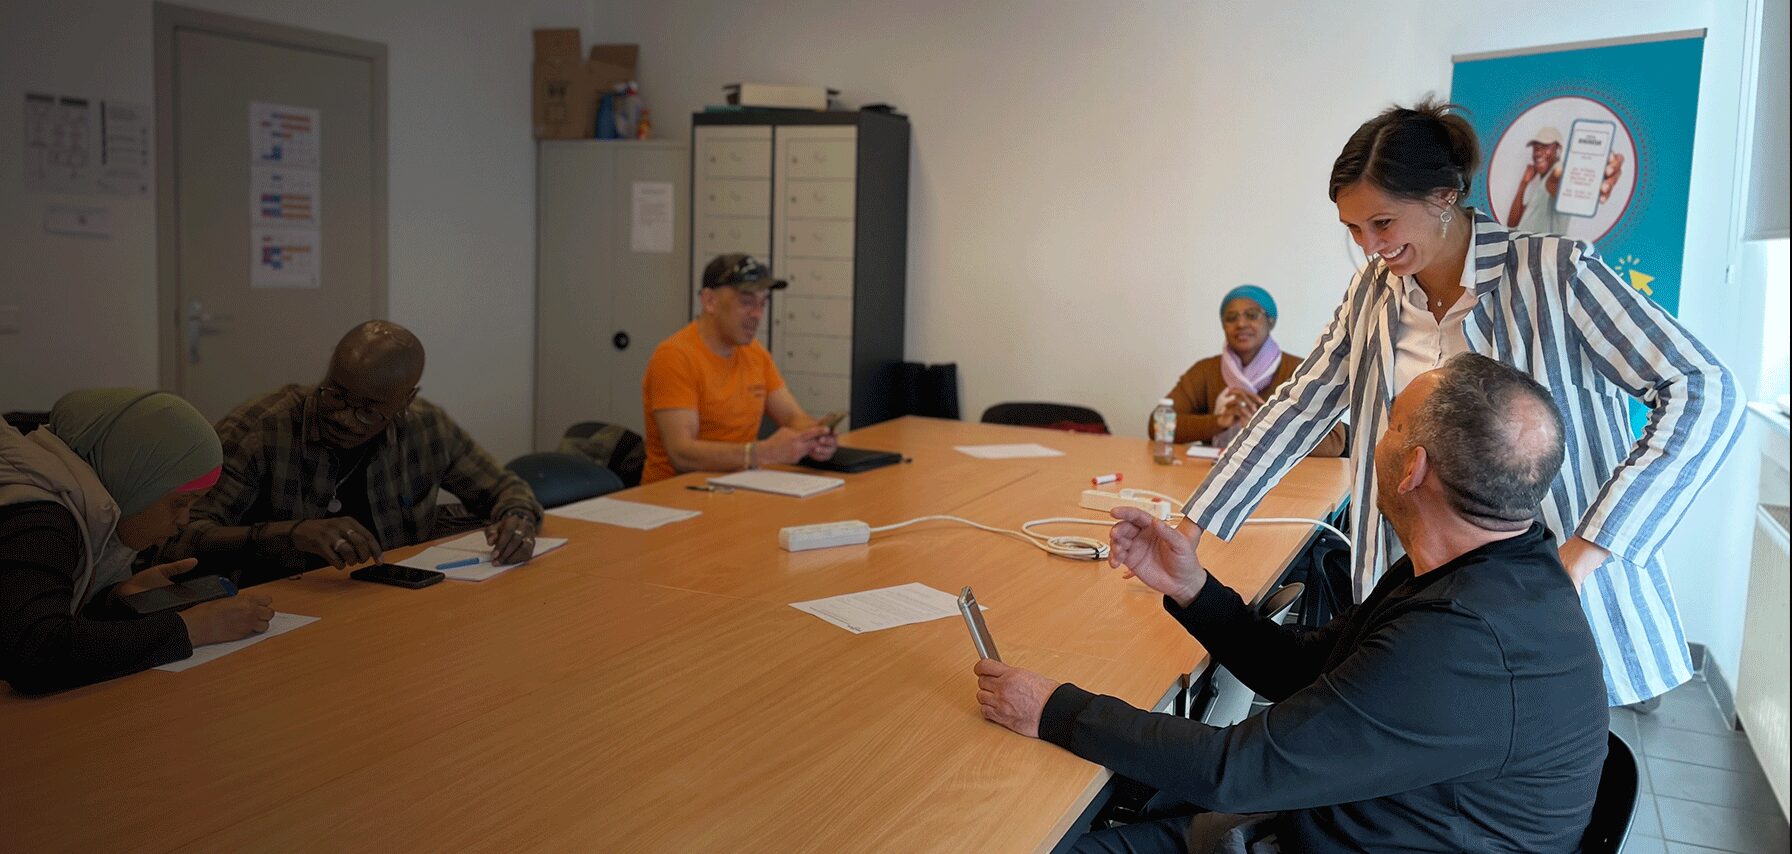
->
xmin=1336 ymin=180 xmax=1455 ymax=279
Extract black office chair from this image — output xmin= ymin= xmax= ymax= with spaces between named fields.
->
xmin=559 ymin=421 xmax=646 ymax=488
xmin=1580 ymin=731 xmax=1640 ymax=854
xmin=506 ymin=452 xmax=624 ymax=509
xmin=979 ymin=402 xmax=1109 ymax=434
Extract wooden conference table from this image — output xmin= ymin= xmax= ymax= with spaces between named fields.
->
xmin=0 ymin=417 xmax=1349 ymax=852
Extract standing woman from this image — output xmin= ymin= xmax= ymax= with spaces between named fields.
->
xmin=0 ymin=389 xmax=274 ymax=693
xmin=1115 ymin=100 xmax=1743 ymax=707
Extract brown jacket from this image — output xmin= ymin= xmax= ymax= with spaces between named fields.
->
xmin=1159 ymin=354 xmax=1348 ymax=457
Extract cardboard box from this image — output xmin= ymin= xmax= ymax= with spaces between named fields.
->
xmin=533 ymin=28 xmax=580 ymax=62
xmin=532 ymin=32 xmax=639 ymax=139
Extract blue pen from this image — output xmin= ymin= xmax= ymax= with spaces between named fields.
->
xmin=435 ymin=556 xmax=484 ymax=570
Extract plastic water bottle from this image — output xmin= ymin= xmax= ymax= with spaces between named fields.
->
xmin=1151 ymin=398 xmax=1177 ymax=465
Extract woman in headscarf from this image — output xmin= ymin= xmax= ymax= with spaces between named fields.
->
xmin=1157 ymin=285 xmax=1347 ymax=455
xmin=0 ymin=389 xmax=274 ymax=694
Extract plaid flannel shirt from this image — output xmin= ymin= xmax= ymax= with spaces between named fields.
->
xmin=169 ymin=385 xmax=540 ymax=571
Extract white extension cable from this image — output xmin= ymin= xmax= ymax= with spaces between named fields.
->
xmin=861 ymin=505 xmax=1350 ymax=562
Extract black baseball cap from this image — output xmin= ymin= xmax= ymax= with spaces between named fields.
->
xmin=701 ymin=253 xmax=788 ymax=293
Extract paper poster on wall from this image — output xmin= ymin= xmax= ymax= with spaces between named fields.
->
xmin=250 ymin=166 xmax=319 ymax=226
xmin=22 ymin=93 xmax=95 ymax=194
xmin=631 ymin=181 xmax=675 ymax=253
xmin=250 ymin=102 xmax=320 ymax=169
xmin=96 ymin=100 xmax=151 ymax=196
xmin=252 ymin=227 xmax=321 ymax=288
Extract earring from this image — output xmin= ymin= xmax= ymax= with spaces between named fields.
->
xmin=1439 ymin=208 xmax=1454 ymax=238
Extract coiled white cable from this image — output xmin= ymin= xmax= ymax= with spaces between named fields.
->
xmin=866 ymin=508 xmax=1350 ymax=562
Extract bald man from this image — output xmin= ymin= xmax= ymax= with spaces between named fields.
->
xmin=978 ymin=353 xmax=1608 ymax=853
xmin=166 ymin=321 xmax=542 ymax=583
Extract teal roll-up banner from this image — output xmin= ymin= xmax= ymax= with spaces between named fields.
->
xmin=1451 ymin=31 xmax=1706 ymax=317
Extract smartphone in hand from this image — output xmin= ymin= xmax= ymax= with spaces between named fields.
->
xmin=958 ymin=586 xmax=1000 ymax=661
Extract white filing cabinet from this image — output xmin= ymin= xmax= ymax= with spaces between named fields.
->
xmin=690 ymin=111 xmax=910 ymax=430
xmin=535 ymin=140 xmax=689 ymax=450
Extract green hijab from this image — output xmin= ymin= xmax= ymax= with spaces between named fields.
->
xmin=47 ymin=389 xmax=222 ymax=517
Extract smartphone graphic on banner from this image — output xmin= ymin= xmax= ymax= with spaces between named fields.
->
xmin=1554 ymin=119 xmax=1616 ymax=218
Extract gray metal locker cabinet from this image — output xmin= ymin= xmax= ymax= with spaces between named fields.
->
xmin=535 ymin=140 xmax=690 ymax=450
xmin=690 ymin=110 xmax=910 ymax=431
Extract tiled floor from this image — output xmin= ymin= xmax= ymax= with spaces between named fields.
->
xmin=1612 ymin=676 xmax=1789 ymax=853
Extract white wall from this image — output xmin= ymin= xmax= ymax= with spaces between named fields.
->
xmin=0 ymin=0 xmax=593 ymax=460
xmin=592 ymin=0 xmax=1765 ymax=684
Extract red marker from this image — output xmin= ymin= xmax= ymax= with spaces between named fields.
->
xmin=1091 ymin=472 xmax=1122 ymax=486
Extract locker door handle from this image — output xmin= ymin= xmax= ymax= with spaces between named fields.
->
xmin=613 ymin=331 xmax=630 ymax=350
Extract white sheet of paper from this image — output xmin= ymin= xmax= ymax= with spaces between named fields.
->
xmin=790 ymin=582 xmax=977 ymax=635
xmin=630 ymin=181 xmax=674 ymax=253
xmin=250 ymin=166 xmax=319 ymax=226
xmin=250 ymin=102 xmax=320 ymax=169
xmin=953 ymin=443 xmax=1066 ymax=460
xmin=251 ymin=226 xmax=321 ymax=288
xmin=97 ymin=100 xmax=150 ymax=196
xmin=1186 ymin=444 xmax=1223 ymax=459
xmin=156 ymin=613 xmax=318 ymax=672
xmin=393 ymin=533 xmax=568 ymax=581
xmin=548 ymin=496 xmax=700 ymax=530
xmin=709 ymin=470 xmax=844 ymax=498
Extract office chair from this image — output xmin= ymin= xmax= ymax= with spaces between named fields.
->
xmin=979 ymin=402 xmax=1109 ymax=434
xmin=1580 ymin=731 xmax=1640 ymax=854
xmin=559 ymin=421 xmax=646 ymax=488
xmin=1191 ymin=582 xmax=1305 ymax=727
xmin=506 ymin=452 xmax=624 ymax=509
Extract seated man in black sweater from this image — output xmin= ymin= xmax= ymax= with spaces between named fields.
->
xmin=975 ymin=353 xmax=1609 ymax=853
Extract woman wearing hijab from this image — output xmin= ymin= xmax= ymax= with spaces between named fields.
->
xmin=1158 ymin=285 xmax=1347 ymax=456
xmin=0 ymin=389 xmax=275 ymax=694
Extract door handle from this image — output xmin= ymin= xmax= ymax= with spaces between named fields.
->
xmin=185 ymin=299 xmax=229 ymax=364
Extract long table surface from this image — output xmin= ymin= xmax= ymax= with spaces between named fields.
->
xmin=0 ymin=417 xmax=1350 ymax=852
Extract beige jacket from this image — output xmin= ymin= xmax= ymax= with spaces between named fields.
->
xmin=0 ymin=423 xmax=137 ymax=611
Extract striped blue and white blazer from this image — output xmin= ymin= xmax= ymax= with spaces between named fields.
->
xmin=1184 ymin=211 xmax=1745 ymax=705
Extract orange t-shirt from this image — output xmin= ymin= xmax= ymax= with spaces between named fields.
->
xmin=640 ymin=322 xmax=786 ymax=483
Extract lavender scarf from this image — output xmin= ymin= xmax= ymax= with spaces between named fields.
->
xmin=1220 ymin=338 xmax=1282 ymax=394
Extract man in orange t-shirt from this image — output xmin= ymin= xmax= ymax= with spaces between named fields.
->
xmin=640 ymin=254 xmax=838 ymax=483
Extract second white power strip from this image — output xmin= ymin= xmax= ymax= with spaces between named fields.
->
xmin=1079 ymin=489 xmax=1175 ymax=520
xmin=779 ymin=520 xmax=872 ymax=552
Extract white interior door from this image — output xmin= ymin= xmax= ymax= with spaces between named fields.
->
xmin=161 ymin=11 xmax=385 ymax=419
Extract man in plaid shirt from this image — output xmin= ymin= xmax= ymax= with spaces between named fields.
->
xmin=165 ymin=321 xmax=541 ymax=584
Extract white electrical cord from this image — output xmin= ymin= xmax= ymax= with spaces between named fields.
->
xmin=866 ymin=508 xmax=1351 ymax=562
xmin=869 ymin=515 xmax=1112 ymax=559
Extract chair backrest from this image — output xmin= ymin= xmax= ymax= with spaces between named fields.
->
xmin=559 ymin=421 xmax=646 ymax=488
xmin=506 ymin=451 xmax=624 ymax=509
xmin=979 ymin=402 xmax=1109 ymax=434
xmin=1580 ymin=731 xmax=1639 ymax=854
xmin=1257 ymin=582 xmax=1305 ymax=623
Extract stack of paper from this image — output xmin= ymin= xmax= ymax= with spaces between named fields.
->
xmin=790 ymin=583 xmax=979 ymax=634
xmin=548 ymin=496 xmax=700 ymax=530
xmin=395 ymin=531 xmax=568 ymax=581
xmin=709 ymin=470 xmax=844 ymax=498
xmin=1186 ymin=444 xmax=1223 ymax=460
xmin=954 ymin=443 xmax=1065 ymax=459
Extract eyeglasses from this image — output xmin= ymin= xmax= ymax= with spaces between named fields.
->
xmin=317 ymin=384 xmax=411 ymax=427
xmin=1223 ymin=308 xmax=1267 ymax=324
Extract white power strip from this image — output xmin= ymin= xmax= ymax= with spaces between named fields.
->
xmin=779 ymin=520 xmax=872 ymax=552
xmin=1079 ymin=489 xmax=1175 ymax=521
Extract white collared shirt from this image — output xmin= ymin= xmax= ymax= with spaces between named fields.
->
xmin=1391 ymin=246 xmax=1476 ymax=394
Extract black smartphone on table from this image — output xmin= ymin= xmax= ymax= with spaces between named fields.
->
xmin=121 ymin=575 xmax=237 ymax=616
xmin=350 ymin=564 xmax=445 ymax=589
